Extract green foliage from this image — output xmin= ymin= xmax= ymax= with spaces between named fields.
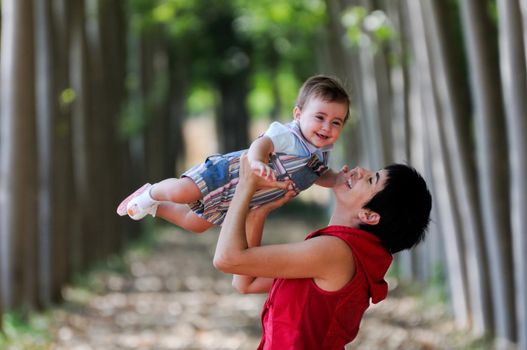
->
xmin=422 ymin=263 xmax=448 ymax=305
xmin=233 ymin=0 xmax=326 ymax=78
xmin=0 ymin=312 xmax=51 ymax=349
xmin=244 ymin=69 xmax=304 ymax=121
xmin=341 ymin=6 xmax=397 ymax=52
xmin=487 ymin=0 xmax=498 ymax=24
xmin=186 ymin=85 xmax=216 ymax=117
xmin=124 ymin=0 xmax=333 ymax=130
xmin=59 ymin=88 xmax=76 ymax=107
xmin=275 ymin=72 xmax=301 ymax=118
xmin=152 ymin=1 xmax=177 ymax=22
xmin=119 ymin=97 xmax=145 ymax=137
xmin=248 ymin=74 xmax=274 ymax=120
xmin=119 ymin=68 xmax=170 ymax=137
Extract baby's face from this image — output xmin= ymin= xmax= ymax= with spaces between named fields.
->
xmin=293 ymin=97 xmax=347 ymax=148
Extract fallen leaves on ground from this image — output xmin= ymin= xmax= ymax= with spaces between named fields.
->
xmin=44 ymin=218 xmax=486 ymax=350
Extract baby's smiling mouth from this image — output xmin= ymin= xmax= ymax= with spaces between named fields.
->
xmin=347 ymin=178 xmax=353 ymax=189
xmin=315 ymin=132 xmax=329 ymax=140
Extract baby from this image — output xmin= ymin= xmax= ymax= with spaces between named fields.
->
xmin=117 ymin=75 xmax=351 ymax=233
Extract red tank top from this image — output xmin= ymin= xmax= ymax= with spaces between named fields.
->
xmin=257 ymin=226 xmax=392 ymax=350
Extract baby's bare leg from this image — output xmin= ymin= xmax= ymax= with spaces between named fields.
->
xmin=156 ymin=202 xmax=213 ymax=233
xmin=150 ymin=177 xmax=202 ymax=204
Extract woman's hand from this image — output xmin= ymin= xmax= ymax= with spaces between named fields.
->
xmin=239 ymin=154 xmax=293 ymax=190
xmin=248 ymin=188 xmax=296 ymax=220
xmin=250 ymin=159 xmax=277 ymax=182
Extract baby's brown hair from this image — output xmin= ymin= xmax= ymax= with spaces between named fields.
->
xmin=295 ymin=75 xmax=351 ymax=121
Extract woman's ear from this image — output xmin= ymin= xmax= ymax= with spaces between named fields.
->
xmin=358 ymin=209 xmax=380 ymax=225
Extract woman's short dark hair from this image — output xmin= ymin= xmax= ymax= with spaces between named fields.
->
xmin=359 ymin=164 xmax=432 ymax=254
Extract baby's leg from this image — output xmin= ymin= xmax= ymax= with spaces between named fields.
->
xmin=150 ymin=177 xmax=202 ymax=204
xmin=156 ymin=202 xmax=213 ymax=233
xmin=122 ymin=177 xmax=202 ymax=221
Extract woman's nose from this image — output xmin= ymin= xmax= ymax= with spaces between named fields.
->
xmin=352 ymin=167 xmax=370 ymax=178
xmin=352 ymin=167 xmax=364 ymax=177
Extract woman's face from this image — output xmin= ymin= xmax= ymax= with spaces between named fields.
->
xmin=334 ymin=166 xmax=388 ymax=209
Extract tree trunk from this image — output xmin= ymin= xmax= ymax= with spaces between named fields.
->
xmin=86 ymin=0 xmax=111 ymax=261
xmin=215 ymin=75 xmax=250 ymax=153
xmin=385 ymin=0 xmax=420 ymax=281
xmin=97 ymin=0 xmax=128 ymax=253
xmin=69 ymin=0 xmax=92 ymax=270
xmin=386 ymin=0 xmax=410 ymax=163
xmin=167 ymin=44 xmax=189 ymax=177
xmin=51 ymin=0 xmax=74 ymax=301
xmin=141 ymin=31 xmax=171 ymax=181
xmin=323 ymin=0 xmax=360 ymax=176
xmin=0 ymin=0 xmax=38 ymax=309
xmin=496 ymin=0 xmax=527 ymax=346
xmin=406 ymin=0 xmax=470 ymax=328
xmin=459 ymin=0 xmax=515 ymax=343
xmin=426 ymin=0 xmax=492 ymax=335
xmin=34 ymin=0 xmax=57 ymax=308
xmin=521 ymin=0 xmax=527 ymax=60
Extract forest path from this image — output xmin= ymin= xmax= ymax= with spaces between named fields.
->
xmin=47 ymin=218 xmax=474 ymax=350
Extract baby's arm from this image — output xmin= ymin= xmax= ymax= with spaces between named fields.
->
xmin=247 ymin=136 xmax=276 ymax=181
xmin=315 ymin=165 xmax=350 ymax=188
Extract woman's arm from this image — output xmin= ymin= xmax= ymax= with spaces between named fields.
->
xmin=232 ymin=192 xmax=294 ymax=294
xmin=213 ymin=155 xmax=355 ymax=291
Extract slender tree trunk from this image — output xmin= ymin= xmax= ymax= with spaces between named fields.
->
xmin=459 ymin=1 xmax=514 ymax=343
xmin=521 ymin=0 xmax=527 ymax=60
xmin=70 ymin=0 xmax=92 ymax=270
xmin=34 ymin=0 xmax=56 ymax=308
xmin=347 ymin=51 xmax=371 ymax=167
xmin=52 ymin=0 xmax=74 ymax=300
xmin=86 ymin=0 xmax=110 ymax=261
xmin=406 ymin=0 xmax=470 ymax=327
xmin=167 ymin=44 xmax=188 ymax=177
xmin=142 ymin=31 xmax=171 ymax=181
xmin=0 ymin=0 xmax=38 ymax=309
xmin=355 ymin=43 xmax=385 ymax=169
xmin=97 ymin=0 xmax=128 ymax=253
xmin=384 ymin=0 xmax=420 ymax=281
xmin=323 ymin=0 xmax=359 ymax=175
xmin=426 ymin=0 xmax=492 ymax=335
xmin=496 ymin=0 xmax=527 ymax=347
xmin=386 ymin=0 xmax=410 ymax=163
xmin=215 ymin=74 xmax=250 ymax=153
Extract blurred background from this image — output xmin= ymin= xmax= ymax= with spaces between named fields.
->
xmin=0 ymin=0 xmax=526 ymax=349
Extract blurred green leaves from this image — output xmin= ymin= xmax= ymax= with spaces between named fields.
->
xmin=121 ymin=0 xmax=330 ymax=137
xmin=341 ymin=6 xmax=396 ymax=51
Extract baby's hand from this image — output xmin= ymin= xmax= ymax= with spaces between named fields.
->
xmin=334 ymin=165 xmax=350 ymax=187
xmin=250 ymin=160 xmax=277 ymax=182
xmin=240 ymin=155 xmax=291 ymax=190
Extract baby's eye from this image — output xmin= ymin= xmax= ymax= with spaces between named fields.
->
xmin=332 ymin=121 xmax=342 ymax=127
xmin=315 ymin=115 xmax=324 ymax=120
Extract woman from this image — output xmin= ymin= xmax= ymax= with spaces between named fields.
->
xmin=213 ymin=155 xmax=432 ymax=349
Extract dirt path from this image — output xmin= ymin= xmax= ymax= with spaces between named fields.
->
xmin=46 ymin=218 xmax=478 ymax=350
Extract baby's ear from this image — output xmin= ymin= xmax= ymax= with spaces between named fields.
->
xmin=293 ymin=106 xmax=301 ymax=121
xmin=358 ymin=209 xmax=380 ymax=226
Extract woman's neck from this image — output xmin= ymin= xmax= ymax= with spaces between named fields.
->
xmin=328 ymin=208 xmax=360 ymax=228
